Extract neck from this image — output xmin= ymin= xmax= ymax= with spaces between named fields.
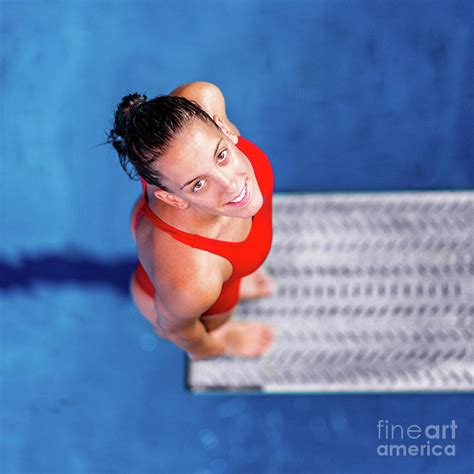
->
xmin=146 ymin=187 xmax=228 ymax=233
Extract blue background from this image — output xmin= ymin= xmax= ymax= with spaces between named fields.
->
xmin=1 ymin=0 xmax=473 ymax=472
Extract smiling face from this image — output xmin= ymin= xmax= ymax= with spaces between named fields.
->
xmin=153 ymin=118 xmax=264 ymax=220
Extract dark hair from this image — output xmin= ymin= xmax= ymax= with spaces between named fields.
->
xmin=107 ymin=93 xmax=218 ymax=190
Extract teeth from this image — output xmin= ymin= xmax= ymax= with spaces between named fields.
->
xmin=229 ymin=185 xmax=246 ymax=203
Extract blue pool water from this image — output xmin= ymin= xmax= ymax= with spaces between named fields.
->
xmin=1 ymin=1 xmax=473 ymax=472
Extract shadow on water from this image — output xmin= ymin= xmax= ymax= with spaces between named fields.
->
xmin=0 ymin=253 xmax=136 ymax=295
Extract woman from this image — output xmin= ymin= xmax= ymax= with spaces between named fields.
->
xmin=108 ymin=82 xmax=276 ymax=360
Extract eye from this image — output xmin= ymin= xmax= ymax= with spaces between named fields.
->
xmin=192 ymin=180 xmax=205 ymax=192
xmin=217 ymin=149 xmax=228 ymax=162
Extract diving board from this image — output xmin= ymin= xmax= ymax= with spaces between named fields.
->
xmin=187 ymin=191 xmax=474 ymax=393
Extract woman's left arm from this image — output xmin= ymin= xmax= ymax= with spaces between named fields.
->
xmin=170 ymin=81 xmax=240 ymax=136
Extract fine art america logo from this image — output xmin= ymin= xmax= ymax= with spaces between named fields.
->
xmin=376 ymin=420 xmax=457 ymax=457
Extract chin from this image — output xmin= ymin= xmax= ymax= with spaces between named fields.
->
xmin=242 ymin=192 xmax=264 ymax=218
xmin=251 ymin=192 xmax=264 ymax=211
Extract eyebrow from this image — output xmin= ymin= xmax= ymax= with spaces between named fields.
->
xmin=180 ymin=138 xmax=224 ymax=190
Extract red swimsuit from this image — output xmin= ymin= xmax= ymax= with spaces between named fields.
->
xmin=133 ymin=135 xmax=274 ymax=316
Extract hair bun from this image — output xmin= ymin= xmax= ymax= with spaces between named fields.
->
xmin=114 ymin=93 xmax=148 ymax=135
xmin=107 ymin=92 xmax=147 ymax=168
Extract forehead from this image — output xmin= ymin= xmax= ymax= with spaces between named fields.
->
xmin=158 ymin=119 xmax=220 ymax=177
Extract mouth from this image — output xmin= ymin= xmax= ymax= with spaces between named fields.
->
xmin=226 ymin=182 xmax=250 ymax=207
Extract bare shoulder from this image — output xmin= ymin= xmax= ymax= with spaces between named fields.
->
xmin=170 ymin=81 xmax=240 ymax=135
xmin=160 ymin=257 xmax=224 ymax=319
xmin=137 ymin=224 xmax=231 ymax=320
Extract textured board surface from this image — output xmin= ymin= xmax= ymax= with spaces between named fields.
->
xmin=187 ymin=192 xmax=474 ymax=393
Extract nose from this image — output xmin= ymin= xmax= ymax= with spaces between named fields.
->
xmin=218 ymin=170 xmax=239 ymax=195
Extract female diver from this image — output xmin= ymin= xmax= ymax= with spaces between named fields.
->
xmin=108 ymin=82 xmax=276 ymax=360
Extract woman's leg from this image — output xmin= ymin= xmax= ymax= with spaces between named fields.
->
xmin=239 ymin=266 xmax=276 ymax=301
xmin=200 ymin=310 xmax=235 ymax=332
